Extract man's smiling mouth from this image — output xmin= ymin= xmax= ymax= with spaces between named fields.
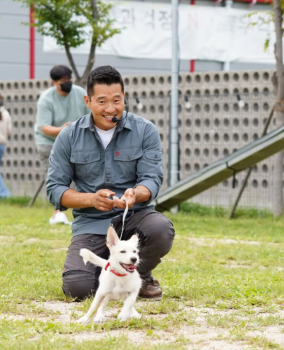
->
xmin=103 ymin=115 xmax=115 ymax=120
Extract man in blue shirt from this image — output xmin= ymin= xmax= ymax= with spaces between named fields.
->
xmin=47 ymin=66 xmax=175 ymax=301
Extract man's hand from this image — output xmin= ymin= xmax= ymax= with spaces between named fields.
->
xmin=113 ymin=188 xmax=136 ymax=209
xmin=90 ymin=189 xmax=115 ymax=212
xmin=61 ymin=186 xmax=150 ymax=211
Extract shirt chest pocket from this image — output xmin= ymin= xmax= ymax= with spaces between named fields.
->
xmin=113 ymin=148 xmax=143 ymax=182
xmin=71 ymin=150 xmax=101 ymax=180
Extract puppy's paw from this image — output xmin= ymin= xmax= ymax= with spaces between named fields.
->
xmin=80 ymin=249 xmax=90 ymax=265
xmin=130 ymin=310 xmax=141 ymax=319
xmin=117 ymin=312 xmax=130 ymax=322
xmin=77 ymin=315 xmax=90 ymax=325
xmin=94 ymin=314 xmax=106 ymax=323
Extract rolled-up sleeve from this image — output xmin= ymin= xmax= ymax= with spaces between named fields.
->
xmin=46 ymin=127 xmax=74 ymax=211
xmin=37 ymin=102 xmax=53 ymax=127
xmin=135 ymin=122 xmax=163 ymax=204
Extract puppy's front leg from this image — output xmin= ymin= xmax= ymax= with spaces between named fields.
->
xmin=93 ymin=294 xmax=110 ymax=323
xmin=130 ymin=306 xmax=141 ymax=319
xmin=118 ymin=292 xmax=140 ymax=322
xmin=77 ymin=293 xmax=105 ymax=325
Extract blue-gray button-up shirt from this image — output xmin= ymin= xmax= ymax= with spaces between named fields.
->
xmin=46 ymin=112 xmax=164 ymax=236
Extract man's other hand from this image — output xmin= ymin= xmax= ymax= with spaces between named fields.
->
xmin=113 ymin=188 xmax=136 ymax=209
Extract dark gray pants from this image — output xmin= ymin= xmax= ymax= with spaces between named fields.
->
xmin=62 ymin=209 xmax=175 ymax=300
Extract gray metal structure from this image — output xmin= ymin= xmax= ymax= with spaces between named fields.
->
xmin=154 ymin=124 xmax=284 ymax=211
xmin=170 ymin=0 xmax=179 ymax=187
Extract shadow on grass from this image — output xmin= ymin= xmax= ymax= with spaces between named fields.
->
xmin=180 ymin=202 xmax=273 ymax=219
xmin=0 ymin=196 xmax=50 ymax=207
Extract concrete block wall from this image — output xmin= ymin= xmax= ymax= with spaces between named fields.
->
xmin=0 ymin=69 xmax=279 ymax=209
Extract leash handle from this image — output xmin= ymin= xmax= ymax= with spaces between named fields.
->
xmin=120 ymin=198 xmax=128 ymax=239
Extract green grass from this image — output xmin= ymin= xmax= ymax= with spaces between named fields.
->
xmin=1 ymin=199 xmax=284 ymax=349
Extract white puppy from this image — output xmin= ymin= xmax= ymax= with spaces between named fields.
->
xmin=77 ymin=226 xmax=142 ymax=324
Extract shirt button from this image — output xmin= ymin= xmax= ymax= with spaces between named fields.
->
xmin=127 ymin=157 xmax=130 ymax=160
xmin=106 ymin=178 xmax=110 ymax=181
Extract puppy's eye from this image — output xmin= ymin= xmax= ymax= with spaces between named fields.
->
xmin=133 ymin=250 xmax=137 ymax=253
xmin=120 ymin=250 xmax=126 ymax=253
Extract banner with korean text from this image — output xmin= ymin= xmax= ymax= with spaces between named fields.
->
xmin=43 ymin=1 xmax=275 ymax=63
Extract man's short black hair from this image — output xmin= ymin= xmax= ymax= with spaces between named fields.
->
xmin=50 ymin=65 xmax=72 ymax=81
xmin=87 ymin=65 xmax=124 ymax=97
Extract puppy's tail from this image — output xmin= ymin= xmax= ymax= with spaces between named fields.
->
xmin=80 ymin=248 xmax=107 ymax=268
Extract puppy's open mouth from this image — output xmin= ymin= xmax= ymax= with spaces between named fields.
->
xmin=120 ymin=263 xmax=137 ymax=273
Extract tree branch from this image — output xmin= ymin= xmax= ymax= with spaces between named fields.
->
xmin=62 ymin=38 xmax=80 ymax=81
xmin=273 ymin=0 xmax=284 ymax=98
xmin=82 ymin=42 xmax=96 ymax=81
xmin=81 ymin=0 xmax=98 ymax=81
xmin=91 ymin=0 xmax=98 ymax=20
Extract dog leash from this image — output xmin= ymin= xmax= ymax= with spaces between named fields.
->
xmin=120 ymin=198 xmax=128 ymax=239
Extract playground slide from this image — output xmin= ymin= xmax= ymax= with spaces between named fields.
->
xmin=153 ymin=124 xmax=284 ymax=212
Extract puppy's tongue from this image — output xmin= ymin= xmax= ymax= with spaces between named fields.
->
xmin=127 ymin=264 xmax=136 ymax=270
xmin=121 ymin=263 xmax=137 ymax=272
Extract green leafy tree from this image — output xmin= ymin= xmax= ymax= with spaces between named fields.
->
xmin=15 ymin=0 xmax=121 ymax=85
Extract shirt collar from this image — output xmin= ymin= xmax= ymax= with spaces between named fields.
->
xmin=79 ymin=112 xmax=132 ymax=131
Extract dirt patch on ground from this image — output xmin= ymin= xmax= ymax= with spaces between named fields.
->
xmin=0 ymin=235 xmax=15 ymax=244
xmin=1 ymin=301 xmax=283 ymax=348
xmin=247 ymin=326 xmax=284 ymax=346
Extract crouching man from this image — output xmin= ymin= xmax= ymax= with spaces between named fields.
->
xmin=46 ymin=65 xmax=175 ymax=301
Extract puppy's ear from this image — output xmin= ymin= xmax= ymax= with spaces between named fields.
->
xmin=107 ymin=226 xmax=120 ymax=248
xmin=130 ymin=234 xmax=139 ymax=244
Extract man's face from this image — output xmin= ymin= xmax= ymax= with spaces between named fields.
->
xmin=84 ymin=83 xmax=125 ymax=131
xmin=52 ymin=76 xmax=72 ymax=95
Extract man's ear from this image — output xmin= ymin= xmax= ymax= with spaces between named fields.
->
xmin=107 ymin=226 xmax=120 ymax=249
xmin=84 ymin=95 xmax=91 ymax=109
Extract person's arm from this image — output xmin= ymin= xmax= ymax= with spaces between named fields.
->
xmin=41 ymin=122 xmax=70 ymax=137
xmin=135 ymin=122 xmax=163 ymax=199
xmin=61 ymin=188 xmax=115 ymax=212
xmin=113 ymin=122 xmax=163 ymax=210
xmin=46 ymin=127 xmax=75 ymax=211
xmin=36 ymin=102 xmax=70 ymax=137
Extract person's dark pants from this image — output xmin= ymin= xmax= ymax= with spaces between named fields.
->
xmin=62 ymin=209 xmax=175 ymax=300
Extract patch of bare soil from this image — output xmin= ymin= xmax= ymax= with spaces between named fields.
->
xmin=0 ymin=235 xmax=15 ymax=244
xmin=2 ymin=301 xmax=282 ymax=348
xmin=247 ymin=326 xmax=284 ymax=346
